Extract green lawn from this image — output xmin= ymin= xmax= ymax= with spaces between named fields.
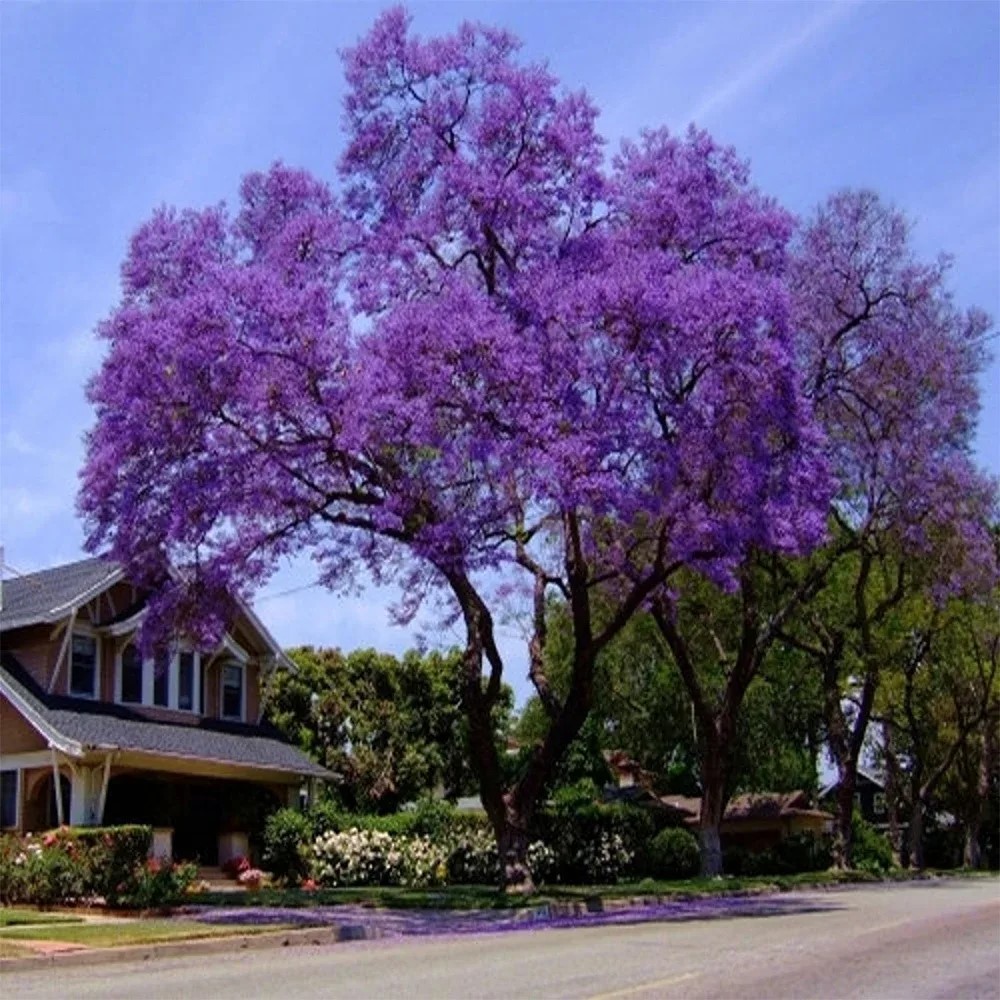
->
xmin=0 ymin=908 xmax=83 ymax=927
xmin=189 ymin=868 xmax=996 ymax=911
xmin=0 ymin=920 xmax=285 ymax=948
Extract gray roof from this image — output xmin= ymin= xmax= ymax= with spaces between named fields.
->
xmin=0 ymin=557 xmax=122 ymax=631
xmin=1 ymin=654 xmax=330 ymax=780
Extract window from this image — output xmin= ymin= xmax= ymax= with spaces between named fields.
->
xmin=70 ymin=633 xmax=98 ymax=698
xmin=221 ymin=663 xmax=244 ymax=720
xmin=120 ymin=644 xmax=143 ymax=704
xmin=153 ymin=648 xmax=170 ymax=707
xmin=874 ymin=792 xmax=887 ymax=817
xmin=178 ymin=652 xmax=195 ymax=711
xmin=115 ymin=645 xmax=201 ymax=713
xmin=1 ymin=770 xmax=18 ymax=829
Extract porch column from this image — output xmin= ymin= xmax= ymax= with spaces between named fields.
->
xmin=69 ymin=762 xmax=109 ymax=826
xmin=49 ymin=748 xmax=65 ymax=826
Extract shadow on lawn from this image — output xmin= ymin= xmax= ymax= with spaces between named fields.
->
xmin=187 ymin=892 xmax=843 ymax=938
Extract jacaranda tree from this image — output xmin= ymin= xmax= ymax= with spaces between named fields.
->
xmin=81 ymin=8 xmax=834 ymax=890
xmin=647 ymin=189 xmax=997 ymax=874
xmin=776 ymin=190 xmax=997 ymax=868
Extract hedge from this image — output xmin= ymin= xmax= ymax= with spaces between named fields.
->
xmin=0 ymin=824 xmax=195 ymax=908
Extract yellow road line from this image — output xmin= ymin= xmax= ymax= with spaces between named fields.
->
xmin=586 ymin=971 xmax=699 ymax=1000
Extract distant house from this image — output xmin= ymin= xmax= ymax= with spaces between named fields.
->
xmin=0 ymin=557 xmax=330 ymax=863
xmin=819 ymin=768 xmax=891 ymax=831
xmin=601 ymin=749 xmax=664 ymax=805
xmin=602 ymin=750 xmax=832 ymax=850
xmin=660 ymin=791 xmax=833 ymax=851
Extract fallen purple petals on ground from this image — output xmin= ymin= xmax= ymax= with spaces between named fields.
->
xmin=184 ymin=893 xmax=840 ymax=938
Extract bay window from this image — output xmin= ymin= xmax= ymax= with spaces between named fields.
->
xmin=116 ymin=644 xmax=202 ymax=713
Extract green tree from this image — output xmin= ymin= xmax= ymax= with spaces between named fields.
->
xmin=265 ymin=646 xmax=512 ymax=813
xmin=515 ymin=598 xmax=824 ymax=813
xmin=877 ymin=590 xmax=999 ymax=869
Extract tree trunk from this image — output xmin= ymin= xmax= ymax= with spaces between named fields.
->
xmin=699 ymin=742 xmax=727 ymax=876
xmin=963 ymin=824 xmax=982 ymax=870
xmin=496 ymin=800 xmax=534 ymax=895
xmin=963 ymin=707 xmax=995 ymax=869
xmin=908 ymin=798 xmax=926 ymax=871
xmin=699 ymin=814 xmax=724 ymax=877
xmin=883 ymin=720 xmax=903 ymax=866
xmin=832 ymin=767 xmax=856 ymax=871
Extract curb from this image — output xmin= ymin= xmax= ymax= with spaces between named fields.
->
xmin=0 ymin=922 xmax=385 ymax=972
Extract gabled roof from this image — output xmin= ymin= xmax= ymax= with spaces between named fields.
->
xmin=0 ymin=555 xmax=293 ymax=671
xmin=659 ymin=790 xmax=831 ymax=824
xmin=0 ymin=653 xmax=330 ymax=779
xmin=0 ymin=557 xmax=123 ymax=631
xmin=818 ymin=767 xmax=885 ymax=800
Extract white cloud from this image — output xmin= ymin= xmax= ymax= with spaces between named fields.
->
xmin=684 ymin=2 xmax=860 ymax=126
xmin=0 ymin=485 xmax=66 ymax=523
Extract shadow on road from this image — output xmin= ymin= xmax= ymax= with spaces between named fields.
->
xmin=188 ymin=892 xmax=844 ymax=939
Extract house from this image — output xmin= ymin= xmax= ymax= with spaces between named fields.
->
xmin=0 ymin=556 xmax=330 ymax=863
xmin=601 ymin=749 xmax=677 ymax=811
xmin=819 ymin=768 xmax=891 ymax=831
xmin=660 ymin=791 xmax=833 ymax=852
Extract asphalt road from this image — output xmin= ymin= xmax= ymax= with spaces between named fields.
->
xmin=3 ymin=880 xmax=998 ymax=999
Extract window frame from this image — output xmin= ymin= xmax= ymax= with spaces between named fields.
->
xmin=118 ymin=642 xmax=144 ymax=705
xmin=69 ymin=628 xmax=100 ymax=700
xmin=177 ymin=651 xmax=197 ymax=712
xmin=114 ymin=643 xmax=202 ymax=714
xmin=152 ymin=648 xmax=171 ymax=708
xmin=220 ymin=661 xmax=246 ymax=722
xmin=0 ymin=769 xmax=21 ymax=831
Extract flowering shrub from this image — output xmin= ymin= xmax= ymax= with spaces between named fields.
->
xmin=237 ymin=867 xmax=267 ymax=890
xmin=121 ymin=857 xmax=198 ymax=909
xmin=0 ymin=833 xmax=85 ymax=905
xmin=526 ymin=841 xmax=556 ymax=885
xmin=221 ymin=854 xmax=252 ymax=878
xmin=312 ymin=828 xmax=453 ymax=888
xmin=309 ymin=821 xmax=557 ymax=888
xmin=65 ymin=825 xmax=153 ymax=905
xmin=313 ymin=828 xmax=405 ymax=887
xmin=538 ymin=800 xmax=651 ymax=884
xmin=446 ymin=828 xmax=499 ymax=885
xmin=0 ymin=825 xmax=199 ymax=908
xmin=574 ymin=830 xmax=634 ymax=884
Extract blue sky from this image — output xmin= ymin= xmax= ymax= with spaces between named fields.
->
xmin=2 ymin=1 xmax=998 ymax=705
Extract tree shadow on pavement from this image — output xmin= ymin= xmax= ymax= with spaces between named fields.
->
xmin=189 ymin=893 xmax=844 ymax=939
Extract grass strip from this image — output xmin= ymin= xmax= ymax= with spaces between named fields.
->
xmin=186 ymin=868 xmax=997 ymax=912
xmin=0 ymin=919 xmax=287 ymax=948
xmin=0 ymin=908 xmax=83 ymax=927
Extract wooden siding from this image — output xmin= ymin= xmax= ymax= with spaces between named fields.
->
xmin=246 ymin=662 xmax=260 ymax=722
xmin=0 ymin=695 xmax=46 ymax=754
xmin=3 ymin=624 xmax=60 ymax=690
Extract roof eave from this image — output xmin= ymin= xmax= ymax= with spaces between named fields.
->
xmin=0 ymin=674 xmax=85 ymax=757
